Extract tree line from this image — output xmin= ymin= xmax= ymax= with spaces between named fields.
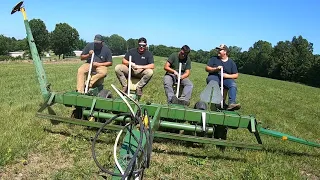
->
xmin=0 ymin=18 xmax=139 ymax=59
xmin=149 ymin=36 xmax=320 ymax=88
xmin=0 ymin=18 xmax=319 ymax=87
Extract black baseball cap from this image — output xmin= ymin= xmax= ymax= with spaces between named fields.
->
xmin=94 ymin=34 xmax=103 ymax=43
xmin=138 ymin=37 xmax=147 ymax=45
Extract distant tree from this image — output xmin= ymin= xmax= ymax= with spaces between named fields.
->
xmin=270 ymin=40 xmax=295 ymax=80
xmin=108 ymin=34 xmax=127 ymax=55
xmin=101 ymin=36 xmax=110 ymax=46
xmin=240 ymin=40 xmax=273 ymax=76
xmin=306 ymin=55 xmax=320 ymax=87
xmin=228 ymin=46 xmax=242 ymax=62
xmin=148 ymin=45 xmax=155 ymax=52
xmin=253 ymin=41 xmax=273 ymax=77
xmin=290 ymin=35 xmax=314 ymax=83
xmin=75 ymin=38 xmax=87 ymax=51
xmin=29 ymin=19 xmax=50 ymax=55
xmin=151 ymin=45 xmax=179 ymax=58
xmin=14 ymin=38 xmax=28 ymax=51
xmin=127 ymin=38 xmax=138 ymax=51
xmin=0 ymin=35 xmax=13 ymax=55
xmin=50 ymin=23 xmax=79 ymax=59
xmin=195 ymin=49 xmax=210 ymax=63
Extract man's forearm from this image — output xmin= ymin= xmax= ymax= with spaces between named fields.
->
xmin=98 ymin=62 xmax=112 ymax=67
xmin=224 ymin=73 xmax=238 ymax=79
xmin=122 ymin=58 xmax=129 ymax=66
xmin=181 ymin=73 xmax=189 ymax=79
xmin=80 ymin=54 xmax=90 ymax=60
xmin=205 ymin=66 xmax=219 ymax=73
xmin=140 ymin=64 xmax=154 ymax=69
xmin=164 ymin=66 xmax=176 ymax=74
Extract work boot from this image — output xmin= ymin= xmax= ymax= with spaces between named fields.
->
xmin=227 ymin=103 xmax=241 ymax=111
xmin=136 ymin=87 xmax=143 ymax=96
xmin=171 ymin=96 xmax=179 ymax=104
xmin=179 ymin=99 xmax=190 ymax=106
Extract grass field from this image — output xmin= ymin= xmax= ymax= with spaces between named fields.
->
xmin=0 ymin=56 xmax=319 ymax=180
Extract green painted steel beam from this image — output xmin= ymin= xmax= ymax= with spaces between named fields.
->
xmin=23 ymin=18 xmax=50 ymax=100
xmin=159 ymin=121 xmax=214 ymax=134
xmin=154 ymin=131 xmax=263 ymax=150
xmin=35 ymin=112 xmax=123 ymax=131
xmin=258 ymin=127 xmax=320 ymax=148
xmin=83 ymin=110 xmax=214 ymax=134
xmin=56 ymin=92 xmax=252 ymax=128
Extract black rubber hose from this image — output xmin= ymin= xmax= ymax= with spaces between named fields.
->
xmin=92 ymin=112 xmax=131 ymax=177
xmin=91 ymin=112 xmax=148 ymax=180
xmin=91 ymin=110 xmax=152 ymax=179
xmin=122 ymin=114 xmax=145 ymax=179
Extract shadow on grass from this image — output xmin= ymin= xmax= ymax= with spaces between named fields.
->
xmin=43 ymin=127 xmax=320 ymax=160
xmin=153 ymin=138 xmax=320 ymax=158
xmin=261 ymin=147 xmax=320 ymax=158
xmin=152 ymin=147 xmax=247 ymax=162
xmin=43 ymin=127 xmax=116 ymax=145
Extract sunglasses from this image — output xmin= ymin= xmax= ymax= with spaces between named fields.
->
xmin=180 ymin=50 xmax=189 ymax=56
xmin=139 ymin=43 xmax=147 ymax=48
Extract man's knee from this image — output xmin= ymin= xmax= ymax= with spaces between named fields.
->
xmin=97 ymin=67 xmax=108 ymax=77
xmin=187 ymin=80 xmax=194 ymax=88
xmin=225 ymin=80 xmax=237 ymax=89
xmin=163 ymin=75 xmax=173 ymax=86
xmin=78 ymin=64 xmax=89 ymax=74
xmin=190 ymin=82 xmax=194 ymax=89
xmin=144 ymin=69 xmax=153 ymax=78
xmin=207 ymin=76 xmax=219 ymax=84
xmin=115 ymin=64 xmax=126 ymax=73
xmin=183 ymin=79 xmax=193 ymax=89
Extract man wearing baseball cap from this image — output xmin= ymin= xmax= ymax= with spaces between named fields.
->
xmin=115 ymin=37 xmax=154 ymax=96
xmin=205 ymin=44 xmax=241 ymax=110
xmin=163 ymin=45 xmax=193 ymax=106
xmin=77 ymin=34 xmax=113 ymax=93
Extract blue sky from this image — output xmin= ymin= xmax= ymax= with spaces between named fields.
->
xmin=1 ymin=0 xmax=319 ymax=54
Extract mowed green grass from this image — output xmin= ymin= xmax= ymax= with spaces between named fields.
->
xmin=0 ymin=56 xmax=319 ymax=180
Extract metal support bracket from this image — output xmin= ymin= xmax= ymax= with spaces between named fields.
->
xmin=250 ymin=116 xmax=256 ymax=133
xmin=89 ymin=98 xmax=97 ymax=116
xmin=201 ymin=112 xmax=206 ymax=132
xmin=47 ymin=92 xmax=56 ymax=105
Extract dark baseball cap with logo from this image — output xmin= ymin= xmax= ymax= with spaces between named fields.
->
xmin=94 ymin=34 xmax=103 ymax=43
xmin=138 ymin=37 xmax=147 ymax=45
xmin=215 ymin=44 xmax=229 ymax=52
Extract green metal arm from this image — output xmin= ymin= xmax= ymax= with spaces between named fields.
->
xmin=258 ymin=126 xmax=320 ymax=148
xmin=11 ymin=1 xmax=50 ymax=101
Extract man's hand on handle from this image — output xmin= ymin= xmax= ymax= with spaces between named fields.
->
xmin=93 ymin=62 xmax=99 ymax=67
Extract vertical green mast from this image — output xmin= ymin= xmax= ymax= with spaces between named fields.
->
xmin=11 ymin=1 xmax=50 ymax=100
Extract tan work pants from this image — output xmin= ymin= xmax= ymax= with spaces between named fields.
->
xmin=77 ymin=63 xmax=107 ymax=93
xmin=114 ymin=64 xmax=153 ymax=88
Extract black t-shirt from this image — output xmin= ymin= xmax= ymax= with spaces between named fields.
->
xmin=166 ymin=52 xmax=191 ymax=74
xmin=124 ymin=48 xmax=154 ymax=65
xmin=207 ymin=56 xmax=238 ymax=76
xmin=81 ymin=42 xmax=112 ymax=63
